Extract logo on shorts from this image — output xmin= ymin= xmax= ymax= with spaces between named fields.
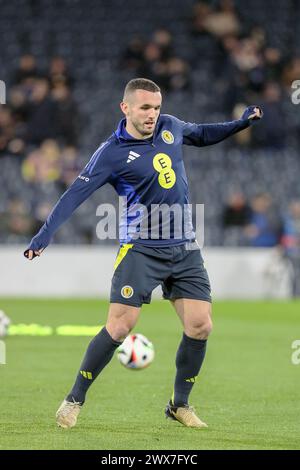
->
xmin=161 ymin=130 xmax=174 ymax=144
xmin=121 ymin=285 xmax=134 ymax=298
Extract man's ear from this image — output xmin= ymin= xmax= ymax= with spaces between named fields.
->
xmin=120 ymin=101 xmax=128 ymax=115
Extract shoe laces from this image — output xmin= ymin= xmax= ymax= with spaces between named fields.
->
xmin=60 ymin=400 xmax=81 ymax=417
xmin=171 ymin=402 xmax=196 ymax=413
xmin=180 ymin=404 xmax=196 ymax=415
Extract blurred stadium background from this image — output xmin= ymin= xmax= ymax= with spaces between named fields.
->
xmin=0 ymin=0 xmax=300 ymax=298
xmin=0 ymin=0 xmax=300 ymax=451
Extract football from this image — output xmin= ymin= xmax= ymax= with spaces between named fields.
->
xmin=0 ymin=310 xmax=11 ymax=338
xmin=117 ymin=333 xmax=155 ymax=370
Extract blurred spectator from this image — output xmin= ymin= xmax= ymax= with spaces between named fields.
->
xmin=25 ymin=78 xmax=58 ymax=145
xmin=152 ymin=29 xmax=173 ymax=61
xmin=191 ymin=1 xmax=213 ymax=37
xmin=167 ymin=57 xmax=191 ymax=91
xmin=137 ymin=41 xmax=164 ymax=81
xmin=222 ymin=192 xmax=252 ymax=246
xmin=264 ymin=47 xmax=283 ymax=82
xmin=139 ymin=44 xmax=190 ymax=91
xmin=49 ymin=56 xmax=74 ymax=89
xmin=0 ymin=108 xmax=15 ymax=154
xmin=229 ymin=38 xmax=265 ymax=92
xmin=122 ymin=29 xmax=190 ymax=92
xmin=137 ymin=41 xmax=173 ymax=90
xmin=245 ymin=194 xmax=282 ymax=247
xmin=222 ymin=192 xmax=251 ymax=227
xmin=22 ymin=140 xmax=61 ymax=183
xmin=52 ymin=83 xmax=79 ymax=146
xmin=202 ymin=0 xmax=240 ymax=39
xmin=8 ymin=87 xmax=28 ymax=153
xmin=191 ymin=0 xmax=240 ymax=39
xmin=249 ymin=26 xmax=266 ymax=52
xmin=9 ymin=86 xmax=28 ymax=127
xmin=281 ymin=201 xmax=300 ymax=297
xmin=13 ymin=54 xmax=39 ymax=85
xmin=0 ymin=198 xmax=39 ymax=242
xmin=121 ymin=36 xmax=145 ymax=72
xmin=21 ymin=140 xmax=79 ymax=187
xmin=252 ymin=81 xmax=286 ymax=149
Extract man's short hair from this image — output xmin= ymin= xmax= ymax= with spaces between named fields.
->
xmin=123 ymin=78 xmax=161 ymax=100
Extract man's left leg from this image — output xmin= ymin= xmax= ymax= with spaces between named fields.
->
xmin=166 ymin=298 xmax=212 ymax=428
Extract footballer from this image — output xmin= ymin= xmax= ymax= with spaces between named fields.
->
xmin=24 ymin=78 xmax=262 ymax=429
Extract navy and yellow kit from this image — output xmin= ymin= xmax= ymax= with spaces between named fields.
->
xmin=26 ymin=111 xmax=253 ymax=250
xmin=110 ymin=241 xmax=211 ymax=307
xmin=26 ymin=109 xmax=256 ymax=305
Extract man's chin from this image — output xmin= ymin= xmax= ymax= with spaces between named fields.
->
xmin=139 ymin=130 xmax=153 ymax=138
xmin=133 ymin=123 xmax=155 ymax=138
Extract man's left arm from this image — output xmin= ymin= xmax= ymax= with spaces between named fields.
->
xmin=181 ymin=106 xmax=263 ymax=147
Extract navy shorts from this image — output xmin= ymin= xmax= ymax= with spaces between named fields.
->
xmin=110 ymin=242 xmax=211 ymax=307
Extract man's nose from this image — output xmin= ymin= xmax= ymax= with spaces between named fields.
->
xmin=148 ymin=109 xmax=156 ymax=119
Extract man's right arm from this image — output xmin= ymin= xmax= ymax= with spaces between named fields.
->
xmin=24 ymin=143 xmax=112 ymax=259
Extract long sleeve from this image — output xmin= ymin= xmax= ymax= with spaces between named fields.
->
xmin=27 ymin=142 xmax=112 ymax=251
xmin=173 ymin=105 xmax=262 ymax=147
xmin=181 ymin=118 xmax=250 ymax=147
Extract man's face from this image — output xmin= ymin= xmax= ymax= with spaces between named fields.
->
xmin=121 ymin=89 xmax=162 ymax=138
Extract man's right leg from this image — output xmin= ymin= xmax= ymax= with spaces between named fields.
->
xmin=56 ymin=303 xmax=140 ymax=428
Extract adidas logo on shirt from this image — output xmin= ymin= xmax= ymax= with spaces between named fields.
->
xmin=127 ymin=151 xmax=141 ymax=163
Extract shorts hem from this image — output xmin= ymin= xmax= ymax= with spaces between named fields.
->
xmin=110 ymin=298 xmax=145 ymax=308
xmin=163 ymin=294 xmax=212 ymax=303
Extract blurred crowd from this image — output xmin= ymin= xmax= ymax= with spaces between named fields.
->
xmin=122 ymin=0 xmax=299 ymax=148
xmin=1 ymin=55 xmax=79 ymax=154
xmin=0 ymin=55 xmax=82 ymax=241
xmin=222 ymin=192 xmax=298 ymax=246
xmin=0 ymin=0 xmax=300 ymax=284
xmin=222 ymin=191 xmax=300 ymax=295
xmin=121 ymin=29 xmax=191 ymax=92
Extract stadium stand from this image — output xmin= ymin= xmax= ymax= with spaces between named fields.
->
xmin=0 ymin=0 xmax=299 ymax=247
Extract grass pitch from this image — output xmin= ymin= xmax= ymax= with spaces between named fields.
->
xmin=0 ymin=298 xmax=299 ymax=450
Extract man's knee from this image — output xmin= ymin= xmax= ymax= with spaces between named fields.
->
xmin=185 ymin=305 xmax=213 ymax=340
xmin=106 ymin=303 xmax=140 ymax=342
xmin=186 ymin=318 xmax=212 ymax=339
xmin=107 ymin=323 xmax=134 ymax=342
xmin=200 ymin=316 xmax=213 ymax=338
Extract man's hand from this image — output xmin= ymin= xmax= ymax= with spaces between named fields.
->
xmin=241 ymin=105 xmax=263 ymax=122
xmin=248 ymin=106 xmax=263 ymax=120
xmin=24 ymin=248 xmax=44 ymax=260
